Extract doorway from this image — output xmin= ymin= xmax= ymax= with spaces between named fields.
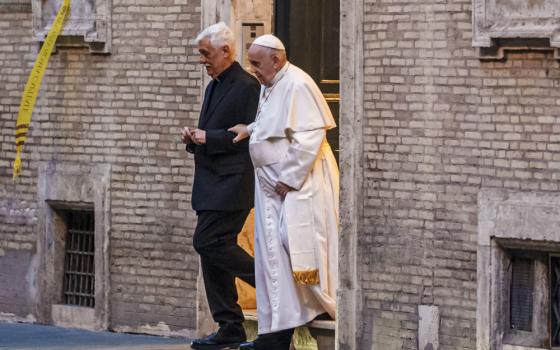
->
xmin=196 ymin=1 xmax=351 ymax=345
xmin=274 ymin=0 xmax=340 ymax=159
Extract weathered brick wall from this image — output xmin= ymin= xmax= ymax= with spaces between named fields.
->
xmin=361 ymin=0 xmax=560 ymax=349
xmin=0 ymin=0 xmax=202 ymax=331
xmin=0 ymin=2 xmax=37 ymax=319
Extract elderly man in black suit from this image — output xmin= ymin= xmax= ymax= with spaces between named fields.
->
xmin=181 ymin=22 xmax=260 ymax=350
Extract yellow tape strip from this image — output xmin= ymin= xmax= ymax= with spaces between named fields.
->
xmin=13 ymin=0 xmax=70 ymax=180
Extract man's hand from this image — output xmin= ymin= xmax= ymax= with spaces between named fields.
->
xmin=228 ymin=124 xmax=249 ymax=143
xmin=181 ymin=126 xmax=193 ymax=144
xmin=191 ymin=129 xmax=206 ymax=145
xmin=275 ymin=181 xmax=294 ymax=198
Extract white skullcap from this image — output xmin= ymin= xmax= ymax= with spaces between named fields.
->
xmin=252 ymin=34 xmax=286 ymax=51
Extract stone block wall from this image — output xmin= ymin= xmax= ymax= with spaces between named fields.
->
xmin=0 ymin=0 xmax=202 ymax=332
xmin=360 ymin=0 xmax=560 ymax=349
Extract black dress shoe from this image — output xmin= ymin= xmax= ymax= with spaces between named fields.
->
xmin=239 ymin=328 xmax=294 ymax=350
xmin=191 ymin=324 xmax=246 ymax=350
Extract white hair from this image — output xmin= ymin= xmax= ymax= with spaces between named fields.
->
xmin=196 ymin=22 xmax=236 ymax=55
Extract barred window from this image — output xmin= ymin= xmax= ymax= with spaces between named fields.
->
xmin=509 ymin=257 xmax=534 ymax=331
xmin=62 ymin=209 xmax=95 ymax=308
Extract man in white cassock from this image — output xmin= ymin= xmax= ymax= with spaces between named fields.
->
xmin=228 ymin=34 xmax=339 ymax=350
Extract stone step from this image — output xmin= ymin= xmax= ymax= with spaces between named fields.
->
xmin=242 ymin=310 xmax=335 ymax=350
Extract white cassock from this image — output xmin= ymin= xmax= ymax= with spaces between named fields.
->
xmin=247 ymin=62 xmax=339 ymax=334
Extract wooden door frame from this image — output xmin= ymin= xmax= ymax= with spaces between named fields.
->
xmin=198 ymin=1 xmax=365 ymax=348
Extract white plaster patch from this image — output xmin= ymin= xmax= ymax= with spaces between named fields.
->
xmin=26 ymin=253 xmax=39 ymax=303
xmin=419 ymin=305 xmax=440 ymax=350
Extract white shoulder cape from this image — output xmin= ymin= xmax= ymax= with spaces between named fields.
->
xmin=254 ymin=64 xmax=336 ymax=140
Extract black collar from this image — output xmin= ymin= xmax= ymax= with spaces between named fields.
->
xmin=214 ymin=61 xmax=238 ymax=83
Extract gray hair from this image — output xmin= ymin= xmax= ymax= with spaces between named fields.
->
xmin=196 ymin=22 xmax=236 ymax=55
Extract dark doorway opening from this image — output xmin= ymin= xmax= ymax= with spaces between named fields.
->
xmin=274 ymin=0 xmax=340 ymax=160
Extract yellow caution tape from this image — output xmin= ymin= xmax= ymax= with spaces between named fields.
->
xmin=13 ymin=0 xmax=71 ymax=180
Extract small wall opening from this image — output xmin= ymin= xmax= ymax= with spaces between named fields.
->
xmin=61 ymin=208 xmax=95 ymax=308
xmin=509 ymin=256 xmax=534 ymax=332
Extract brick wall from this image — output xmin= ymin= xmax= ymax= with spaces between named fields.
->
xmin=0 ymin=0 xmax=202 ymax=331
xmin=361 ymin=0 xmax=560 ymax=349
xmin=4 ymin=0 xmax=560 ymax=344
xmin=0 ymin=5 xmax=35 ymax=255
xmin=0 ymin=4 xmax=37 ymax=318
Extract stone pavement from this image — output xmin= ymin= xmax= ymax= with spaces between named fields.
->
xmin=0 ymin=323 xmax=190 ymax=350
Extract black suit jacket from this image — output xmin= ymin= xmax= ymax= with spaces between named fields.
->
xmin=187 ymin=62 xmax=260 ymax=211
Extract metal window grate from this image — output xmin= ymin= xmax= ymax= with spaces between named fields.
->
xmin=510 ymin=257 xmax=534 ymax=331
xmin=551 ymin=257 xmax=560 ymax=346
xmin=62 ymin=209 xmax=95 ymax=308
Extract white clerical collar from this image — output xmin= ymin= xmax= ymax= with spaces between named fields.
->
xmin=268 ymin=62 xmax=290 ymax=87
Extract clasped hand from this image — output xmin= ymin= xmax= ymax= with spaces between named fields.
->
xmin=274 ymin=181 xmax=294 ymax=198
xmin=181 ymin=127 xmax=206 ymax=145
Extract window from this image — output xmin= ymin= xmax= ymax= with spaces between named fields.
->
xmin=498 ymin=250 xmax=549 ymax=348
xmin=498 ymin=250 xmax=548 ymax=348
xmin=62 ymin=209 xmax=95 ymax=308
xmin=38 ymin=163 xmax=110 ymax=329
xmin=510 ymin=257 xmax=534 ymax=332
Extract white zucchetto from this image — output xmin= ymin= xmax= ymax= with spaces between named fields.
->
xmin=252 ymin=34 xmax=286 ymax=51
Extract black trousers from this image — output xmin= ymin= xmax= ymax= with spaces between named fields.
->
xmin=193 ymin=210 xmax=255 ymax=326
